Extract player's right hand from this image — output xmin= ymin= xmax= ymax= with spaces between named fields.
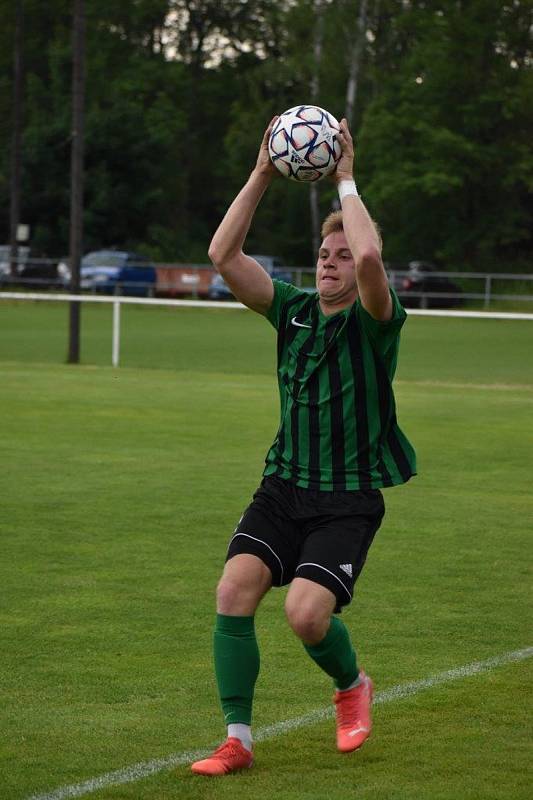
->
xmin=334 ymin=118 xmax=355 ymax=183
xmin=254 ymin=116 xmax=279 ymax=177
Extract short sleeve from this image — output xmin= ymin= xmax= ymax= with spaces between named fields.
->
xmin=356 ymin=288 xmax=407 ymax=356
xmin=266 ymin=279 xmax=310 ymax=330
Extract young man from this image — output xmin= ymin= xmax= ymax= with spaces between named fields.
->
xmin=191 ymin=117 xmax=416 ymax=776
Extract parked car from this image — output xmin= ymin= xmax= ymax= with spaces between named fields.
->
xmin=0 ymin=247 xmax=70 ymax=290
xmin=0 ymin=246 xmax=65 ymax=289
xmin=392 ymin=261 xmax=463 ymax=309
xmin=0 ymin=245 xmax=30 ymax=276
xmin=208 ymin=255 xmax=292 ymax=300
xmin=59 ymin=250 xmax=156 ymax=296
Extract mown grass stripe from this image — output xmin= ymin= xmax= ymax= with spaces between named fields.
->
xmin=27 ymin=645 xmax=533 ymax=800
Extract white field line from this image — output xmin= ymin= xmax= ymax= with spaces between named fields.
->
xmin=26 ymin=645 xmax=533 ymax=800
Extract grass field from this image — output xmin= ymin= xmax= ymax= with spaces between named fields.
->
xmin=1 ymin=301 xmax=532 ymax=800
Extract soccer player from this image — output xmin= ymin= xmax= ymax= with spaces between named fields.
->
xmin=191 ymin=117 xmax=416 ymax=776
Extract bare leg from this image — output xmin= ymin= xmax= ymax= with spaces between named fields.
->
xmin=217 ymin=553 xmax=272 ymax=614
xmin=285 ymin=577 xmax=336 ymax=644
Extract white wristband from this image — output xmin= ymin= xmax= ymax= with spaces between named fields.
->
xmin=337 ymin=179 xmax=359 ymax=202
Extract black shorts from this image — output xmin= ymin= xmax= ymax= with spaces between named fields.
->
xmin=226 ymin=476 xmax=385 ymax=612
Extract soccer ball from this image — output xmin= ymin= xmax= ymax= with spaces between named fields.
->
xmin=268 ymin=105 xmax=342 ymax=182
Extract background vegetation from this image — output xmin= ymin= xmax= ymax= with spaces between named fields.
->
xmin=0 ymin=0 xmax=531 ymax=269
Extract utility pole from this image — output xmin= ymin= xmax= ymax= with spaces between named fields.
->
xmin=9 ymin=0 xmax=24 ymax=278
xmin=67 ymin=0 xmax=85 ymax=364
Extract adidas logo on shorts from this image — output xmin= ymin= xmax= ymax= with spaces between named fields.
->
xmin=339 ymin=563 xmax=353 ymax=577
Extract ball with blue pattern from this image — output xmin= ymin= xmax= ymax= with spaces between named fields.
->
xmin=268 ymin=105 xmax=342 ymax=182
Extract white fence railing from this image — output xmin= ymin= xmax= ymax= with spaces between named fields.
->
xmin=291 ymin=269 xmax=533 ymax=308
xmin=2 ymin=255 xmax=533 ymax=307
xmin=1 ymin=291 xmax=533 ymax=369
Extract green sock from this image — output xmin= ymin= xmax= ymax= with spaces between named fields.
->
xmin=304 ymin=616 xmax=359 ymax=690
xmin=214 ymin=614 xmax=260 ymax=726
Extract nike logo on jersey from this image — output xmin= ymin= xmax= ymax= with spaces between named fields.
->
xmin=291 ymin=316 xmax=312 ymax=328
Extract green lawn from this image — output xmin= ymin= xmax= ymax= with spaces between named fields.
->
xmin=1 ymin=300 xmax=532 ymax=385
xmin=1 ymin=303 xmax=532 ymax=799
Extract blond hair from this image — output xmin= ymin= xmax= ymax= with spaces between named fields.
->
xmin=320 ymin=209 xmax=383 ymax=247
xmin=321 ymin=210 xmax=344 ymax=239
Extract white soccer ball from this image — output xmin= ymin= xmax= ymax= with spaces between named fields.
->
xmin=268 ymin=105 xmax=342 ymax=182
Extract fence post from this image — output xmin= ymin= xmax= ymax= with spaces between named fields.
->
xmin=112 ymin=299 xmax=121 ymax=367
xmin=484 ymin=275 xmax=492 ymax=309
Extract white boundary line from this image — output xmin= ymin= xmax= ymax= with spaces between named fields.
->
xmin=26 ymin=646 xmax=532 ymax=800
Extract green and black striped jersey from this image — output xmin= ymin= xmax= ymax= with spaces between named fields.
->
xmin=263 ymin=280 xmax=416 ymax=491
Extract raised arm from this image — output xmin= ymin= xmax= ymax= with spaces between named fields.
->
xmin=335 ymin=120 xmax=392 ymax=321
xmin=208 ymin=118 xmax=278 ymax=315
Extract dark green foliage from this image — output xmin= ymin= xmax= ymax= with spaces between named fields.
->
xmin=358 ymin=0 xmax=533 ymax=271
xmin=0 ymin=0 xmax=531 ymax=269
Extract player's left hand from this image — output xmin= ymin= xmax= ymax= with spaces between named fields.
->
xmin=334 ymin=118 xmax=355 ymax=183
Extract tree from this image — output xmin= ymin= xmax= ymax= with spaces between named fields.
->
xmin=9 ymin=0 xmax=24 ymax=277
xmin=344 ymin=0 xmax=369 ymax=127
xmin=67 ymin=0 xmax=85 ymax=364
xmin=357 ymin=0 xmax=533 ymax=270
xmin=0 ymin=0 xmax=530 ymax=272
xmin=309 ymin=0 xmax=326 ymax=255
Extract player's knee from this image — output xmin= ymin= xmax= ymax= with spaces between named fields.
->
xmin=285 ymin=599 xmax=329 ymax=644
xmin=216 ymin=563 xmax=269 ymax=615
xmin=217 ymin=554 xmax=272 ymax=616
xmin=216 ymin=575 xmax=246 ymax=614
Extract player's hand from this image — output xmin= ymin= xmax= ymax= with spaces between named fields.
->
xmin=334 ymin=118 xmax=355 ymax=183
xmin=254 ymin=116 xmax=279 ymax=177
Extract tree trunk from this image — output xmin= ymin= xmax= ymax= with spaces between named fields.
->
xmin=310 ymin=0 xmax=325 ymax=256
xmin=67 ymin=0 xmax=86 ymax=364
xmin=9 ymin=0 xmax=24 ymax=278
xmin=345 ymin=0 xmax=369 ymax=127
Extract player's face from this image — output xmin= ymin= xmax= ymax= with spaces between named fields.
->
xmin=316 ymin=231 xmax=358 ymax=304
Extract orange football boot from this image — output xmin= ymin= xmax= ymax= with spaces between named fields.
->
xmin=191 ymin=737 xmax=254 ymax=776
xmin=334 ymin=671 xmax=374 ymax=752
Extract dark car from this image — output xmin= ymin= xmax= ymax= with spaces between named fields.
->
xmin=208 ymin=254 xmax=292 ymax=300
xmin=0 ymin=247 xmax=65 ymax=289
xmin=60 ymin=250 xmax=156 ymax=297
xmin=397 ymin=261 xmax=462 ymax=309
